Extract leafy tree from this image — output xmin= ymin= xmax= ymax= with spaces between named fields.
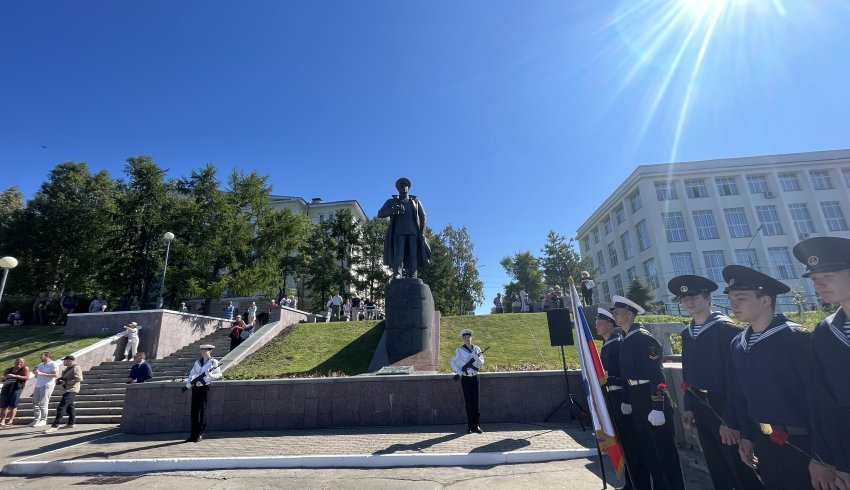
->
xmin=418 ymin=227 xmax=455 ymax=312
xmin=443 ymin=225 xmax=484 ymax=315
xmin=327 ymin=208 xmax=362 ymax=293
xmin=302 ymin=219 xmax=343 ymax=312
xmin=353 ymin=216 xmax=391 ymax=303
xmin=539 ymin=231 xmax=590 ymax=293
xmin=0 ymin=186 xmax=23 ymax=230
xmin=500 ymin=251 xmax=546 ymax=304
xmin=626 ymin=278 xmax=655 ymax=311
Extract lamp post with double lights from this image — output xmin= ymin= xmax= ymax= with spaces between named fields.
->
xmin=155 ymin=232 xmax=175 ymax=309
xmin=0 ymin=256 xmax=19 ymax=307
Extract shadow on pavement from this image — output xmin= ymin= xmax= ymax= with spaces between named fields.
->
xmin=7 ymin=427 xmax=121 ymax=459
xmin=67 ymin=440 xmax=185 ymax=460
xmin=469 ymin=438 xmax=531 ymax=453
xmin=373 ymin=431 xmax=464 ymax=455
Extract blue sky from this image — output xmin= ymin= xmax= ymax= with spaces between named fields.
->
xmin=2 ymin=1 xmax=850 ymax=312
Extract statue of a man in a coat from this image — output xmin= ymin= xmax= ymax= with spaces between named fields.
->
xmin=378 ymin=178 xmax=431 ymax=279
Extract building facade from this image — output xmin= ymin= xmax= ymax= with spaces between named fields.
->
xmin=576 ymin=149 xmax=850 ymax=313
xmin=269 ymin=195 xmax=368 ymax=224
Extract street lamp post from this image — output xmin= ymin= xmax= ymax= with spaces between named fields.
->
xmin=156 ymin=232 xmax=175 ymax=309
xmin=0 ymin=256 xmax=19 ymax=307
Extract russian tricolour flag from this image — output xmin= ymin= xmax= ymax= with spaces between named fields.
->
xmin=569 ymin=279 xmax=625 ymax=479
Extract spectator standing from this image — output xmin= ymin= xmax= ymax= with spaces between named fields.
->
xmin=123 ymin=322 xmax=140 ymax=361
xmin=289 ymin=296 xmax=297 ymax=309
xmin=580 ymin=271 xmax=595 ymax=306
xmin=32 ymin=292 xmax=49 ymax=325
xmin=343 ymin=299 xmax=351 ymax=321
xmin=493 ymin=293 xmax=503 ymax=314
xmin=223 ymin=301 xmax=234 ymax=321
xmin=29 ymin=352 xmax=58 ymax=427
xmin=0 ymin=358 xmax=30 ymax=427
xmin=229 ymin=318 xmax=246 ymax=351
xmin=6 ymin=311 xmax=23 ymax=326
xmin=519 ymin=288 xmax=529 ymax=312
xmin=179 ymin=302 xmax=189 ymax=313
xmin=247 ymin=301 xmax=257 ymax=326
xmin=88 ymin=295 xmax=103 ymax=313
xmin=351 ymin=296 xmax=361 ymax=320
xmin=56 ymin=290 xmax=78 ymax=325
xmin=365 ymin=298 xmax=376 ymax=320
xmin=330 ymin=292 xmax=343 ymax=321
xmin=45 ymin=355 xmax=82 ymax=432
xmin=126 ymin=352 xmax=152 ymax=384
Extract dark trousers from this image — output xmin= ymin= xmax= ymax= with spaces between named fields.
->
xmin=460 ymin=375 xmax=480 ymax=430
xmin=754 ymin=431 xmax=813 ymax=490
xmin=189 ymin=385 xmax=210 ymax=439
xmin=691 ymin=391 xmax=764 ymax=490
xmin=628 ymin=384 xmax=685 ymax=490
xmin=582 ymin=291 xmax=593 ymax=306
xmin=606 ymin=388 xmax=651 ymax=490
xmin=52 ymin=392 xmax=76 ymax=426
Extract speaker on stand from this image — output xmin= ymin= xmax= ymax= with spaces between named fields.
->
xmin=546 ymin=308 xmax=586 ymax=430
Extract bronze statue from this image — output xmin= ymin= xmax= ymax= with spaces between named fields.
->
xmin=378 ymin=178 xmax=431 ymax=279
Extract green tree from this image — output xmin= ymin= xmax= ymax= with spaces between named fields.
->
xmin=443 ymin=225 xmax=484 ymax=315
xmin=626 ymin=278 xmax=655 ymax=311
xmin=353 ymin=216 xmax=391 ymax=302
xmin=0 ymin=186 xmax=23 ymax=230
xmin=539 ymin=231 xmax=590 ymax=293
xmin=500 ymin=251 xmax=546 ymax=303
xmin=303 ymin=219 xmax=343 ymax=312
xmin=418 ymin=227 xmax=454 ymax=313
xmin=327 ymin=209 xmax=362 ymax=293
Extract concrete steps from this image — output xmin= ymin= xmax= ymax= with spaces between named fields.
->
xmin=17 ymin=328 xmax=233 ymax=425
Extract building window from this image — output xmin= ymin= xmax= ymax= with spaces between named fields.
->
xmin=603 ymin=217 xmax=613 ymax=235
xmin=582 ymin=236 xmax=590 ymax=252
xmin=643 ymin=258 xmax=659 ymax=289
xmin=715 ymin=177 xmax=739 ymax=196
xmin=767 ymin=246 xmax=795 ymax=280
xmin=685 ymin=179 xmax=708 ymax=198
xmin=630 ymin=191 xmax=643 ymax=212
xmin=592 ymin=227 xmax=600 ymax=244
xmin=671 ymin=252 xmax=695 ymax=276
xmin=735 ymin=248 xmax=759 ymax=270
xmin=810 ymin=170 xmax=834 ymax=190
xmin=755 ymin=205 xmax=783 ymax=236
xmin=746 ymin=175 xmax=770 ymax=194
xmin=608 ymin=242 xmax=619 ymax=267
xmin=655 ymin=181 xmax=678 ymax=201
xmin=318 ymin=214 xmax=325 ymax=222
xmin=692 ymin=210 xmax=719 ymax=240
xmin=778 ymin=172 xmax=802 ymax=192
xmin=843 ymin=168 xmax=850 ymax=187
xmin=615 ymin=204 xmax=626 ymax=224
xmin=821 ymin=201 xmax=848 ymax=232
xmin=702 ymin=250 xmax=726 ymax=283
xmin=597 ymin=250 xmax=606 ymax=273
xmin=620 ymin=231 xmax=634 ymax=260
xmin=724 ymin=207 xmax=752 ymax=238
xmin=662 ymin=212 xmax=688 ymax=242
xmin=600 ymin=281 xmax=611 ymax=303
xmin=636 ymin=220 xmax=652 ymax=251
xmin=788 ymin=203 xmax=816 ymax=236
xmin=613 ymin=274 xmax=624 ymax=297
xmin=627 ymin=267 xmax=637 ymax=282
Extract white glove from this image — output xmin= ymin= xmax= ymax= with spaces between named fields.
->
xmin=648 ymin=409 xmax=666 ymax=426
xmin=620 ymin=403 xmax=632 ymax=415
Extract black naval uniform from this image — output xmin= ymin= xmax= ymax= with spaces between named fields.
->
xmin=185 ymin=357 xmax=221 ymax=442
xmin=620 ymin=324 xmax=685 ymax=490
xmin=681 ymin=312 xmax=764 ymax=490
xmin=811 ymin=307 xmax=850 ymax=474
xmin=729 ymin=314 xmax=815 ymax=489
xmin=601 ymin=334 xmax=650 ymax=490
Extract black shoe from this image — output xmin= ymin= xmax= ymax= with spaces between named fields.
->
xmin=194 ymin=435 xmax=203 ymax=442
xmin=466 ymin=429 xmax=473 ymax=434
xmin=473 ymin=426 xmax=483 ymax=433
xmin=184 ymin=436 xmax=197 ymax=443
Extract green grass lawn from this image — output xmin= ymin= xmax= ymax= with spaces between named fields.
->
xmin=0 ymin=325 xmax=103 ymax=369
xmin=224 ymin=320 xmax=385 ymax=379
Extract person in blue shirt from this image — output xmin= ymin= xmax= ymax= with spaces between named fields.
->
xmin=222 ymin=301 xmax=234 ymax=321
xmin=668 ymin=274 xmax=763 ymax=490
xmin=793 ymin=237 xmax=850 ymax=489
xmin=126 ymin=352 xmax=152 ymax=384
xmin=613 ymin=295 xmax=685 ymax=490
xmin=723 ymin=264 xmax=815 ymax=489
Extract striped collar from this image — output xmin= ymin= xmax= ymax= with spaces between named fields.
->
xmin=739 ymin=315 xmax=799 ymax=352
xmin=602 ymin=337 xmax=621 ymax=348
xmin=624 ymin=325 xmax=649 ymax=339
xmin=689 ymin=312 xmax=733 ymax=339
xmin=826 ymin=308 xmax=850 ymax=349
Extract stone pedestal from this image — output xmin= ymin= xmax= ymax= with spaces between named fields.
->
xmin=384 ymin=278 xmax=435 ymax=363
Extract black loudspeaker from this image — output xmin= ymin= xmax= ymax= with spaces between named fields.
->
xmin=546 ymin=308 xmax=574 ymax=346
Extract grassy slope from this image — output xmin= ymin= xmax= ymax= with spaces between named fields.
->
xmin=0 ymin=326 xmax=103 ymax=369
xmin=225 ymin=320 xmax=385 ymax=379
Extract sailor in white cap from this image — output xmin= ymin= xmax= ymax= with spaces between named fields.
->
xmin=611 ymin=295 xmax=685 ymax=490
xmin=182 ymin=344 xmax=221 ymax=442
xmin=450 ymin=328 xmax=485 ymax=434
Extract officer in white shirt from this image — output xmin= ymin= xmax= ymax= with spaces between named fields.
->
xmin=451 ymin=328 xmax=485 ymax=434
xmin=182 ymin=344 xmax=221 ymax=442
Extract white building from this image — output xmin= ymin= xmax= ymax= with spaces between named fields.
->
xmin=269 ymin=195 xmax=368 ymax=224
xmin=576 ymin=149 xmax=850 ymax=313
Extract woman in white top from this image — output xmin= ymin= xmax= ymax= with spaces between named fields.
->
xmin=123 ymin=322 xmax=140 ymax=361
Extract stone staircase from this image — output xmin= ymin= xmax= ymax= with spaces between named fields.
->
xmin=13 ymin=327 xmax=233 ymax=425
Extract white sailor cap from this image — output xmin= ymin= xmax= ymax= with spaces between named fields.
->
xmin=460 ymin=328 xmax=473 ymax=337
xmin=611 ymin=295 xmax=646 ymax=315
xmin=596 ymin=308 xmax=615 ymax=323
xmin=200 ymin=344 xmax=215 ymax=350
xmin=128 ymin=321 xmax=138 ymax=326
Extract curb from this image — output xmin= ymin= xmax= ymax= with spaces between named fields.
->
xmin=2 ymin=448 xmax=596 ymax=475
